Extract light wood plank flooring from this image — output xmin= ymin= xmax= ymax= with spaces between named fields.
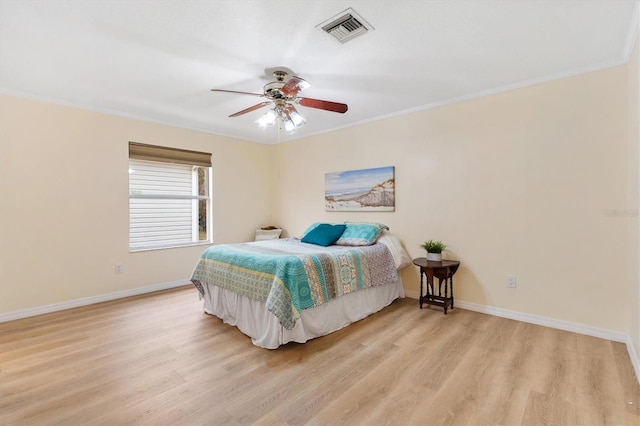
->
xmin=1 ymin=286 xmax=638 ymax=425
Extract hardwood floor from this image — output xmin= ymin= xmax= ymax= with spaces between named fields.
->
xmin=1 ymin=286 xmax=638 ymax=425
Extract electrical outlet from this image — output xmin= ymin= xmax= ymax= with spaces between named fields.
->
xmin=506 ymin=274 xmax=516 ymax=288
xmin=115 ymin=263 xmax=124 ymax=274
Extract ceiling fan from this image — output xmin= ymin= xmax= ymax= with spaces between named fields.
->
xmin=211 ymin=71 xmax=348 ymax=133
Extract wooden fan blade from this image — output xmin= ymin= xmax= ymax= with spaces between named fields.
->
xmin=211 ymin=89 xmax=265 ymax=97
xmin=281 ymin=76 xmax=311 ymax=97
xmin=228 ymin=102 xmax=271 ymax=117
xmin=298 ymin=97 xmax=348 ymax=113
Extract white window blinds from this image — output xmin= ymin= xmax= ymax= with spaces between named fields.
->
xmin=128 ymin=142 xmax=211 ymax=250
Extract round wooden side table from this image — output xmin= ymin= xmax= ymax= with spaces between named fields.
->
xmin=412 ymin=258 xmax=460 ymax=314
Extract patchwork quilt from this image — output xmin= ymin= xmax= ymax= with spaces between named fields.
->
xmin=191 ymin=238 xmax=398 ymax=330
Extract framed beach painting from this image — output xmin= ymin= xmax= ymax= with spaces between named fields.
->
xmin=325 ymin=166 xmax=395 ymax=212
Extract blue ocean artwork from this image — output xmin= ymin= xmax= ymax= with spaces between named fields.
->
xmin=325 ymin=166 xmax=395 ymax=211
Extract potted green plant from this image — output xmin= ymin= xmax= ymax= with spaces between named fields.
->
xmin=421 ymin=240 xmax=446 ymax=261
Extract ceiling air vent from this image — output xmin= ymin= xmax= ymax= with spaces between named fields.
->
xmin=317 ymin=8 xmax=373 ymax=44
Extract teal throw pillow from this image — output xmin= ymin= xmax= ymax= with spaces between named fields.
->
xmin=335 ymin=222 xmax=389 ymax=246
xmin=301 ymin=223 xmax=346 ymax=246
xmin=300 ymin=222 xmax=322 ymax=239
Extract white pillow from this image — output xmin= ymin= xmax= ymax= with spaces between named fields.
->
xmin=377 ymin=230 xmax=412 ymax=270
xmin=254 ymin=228 xmax=282 ymax=241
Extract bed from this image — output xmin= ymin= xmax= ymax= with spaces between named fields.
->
xmin=191 ymin=223 xmax=410 ymax=348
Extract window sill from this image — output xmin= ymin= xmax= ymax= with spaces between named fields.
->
xmin=129 ymin=241 xmax=213 ymax=253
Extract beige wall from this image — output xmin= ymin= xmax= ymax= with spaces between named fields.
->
xmin=0 ymin=59 xmax=634 ymax=345
xmin=0 ymin=95 xmax=276 ymax=314
xmin=628 ymin=31 xmax=640 ymax=361
xmin=275 ymin=66 xmax=630 ymax=333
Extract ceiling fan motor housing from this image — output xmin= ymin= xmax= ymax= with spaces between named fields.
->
xmin=263 ymin=81 xmax=287 ymax=99
xmin=264 ymin=70 xmax=292 ymax=100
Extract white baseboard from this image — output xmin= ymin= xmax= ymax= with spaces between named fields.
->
xmin=456 ymin=299 xmax=629 ymax=342
xmin=405 ymin=290 xmax=639 ymax=383
xmin=627 ymin=337 xmax=640 ymax=386
xmin=0 ymin=279 xmax=191 ymax=323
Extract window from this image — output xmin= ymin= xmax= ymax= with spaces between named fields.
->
xmin=128 ymin=142 xmax=212 ymax=251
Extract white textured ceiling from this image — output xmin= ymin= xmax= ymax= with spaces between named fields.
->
xmin=0 ymin=0 xmax=637 ymax=144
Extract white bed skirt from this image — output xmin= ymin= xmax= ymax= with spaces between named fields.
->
xmin=200 ymin=278 xmax=405 ymax=349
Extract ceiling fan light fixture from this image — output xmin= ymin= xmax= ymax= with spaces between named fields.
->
xmin=289 ymin=109 xmax=306 ymax=128
xmin=256 ymin=108 xmax=277 ymax=128
xmin=283 ymin=116 xmax=296 ymax=134
xmin=256 ymin=105 xmax=306 ymax=133
xmin=297 ymin=80 xmax=311 ymax=92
